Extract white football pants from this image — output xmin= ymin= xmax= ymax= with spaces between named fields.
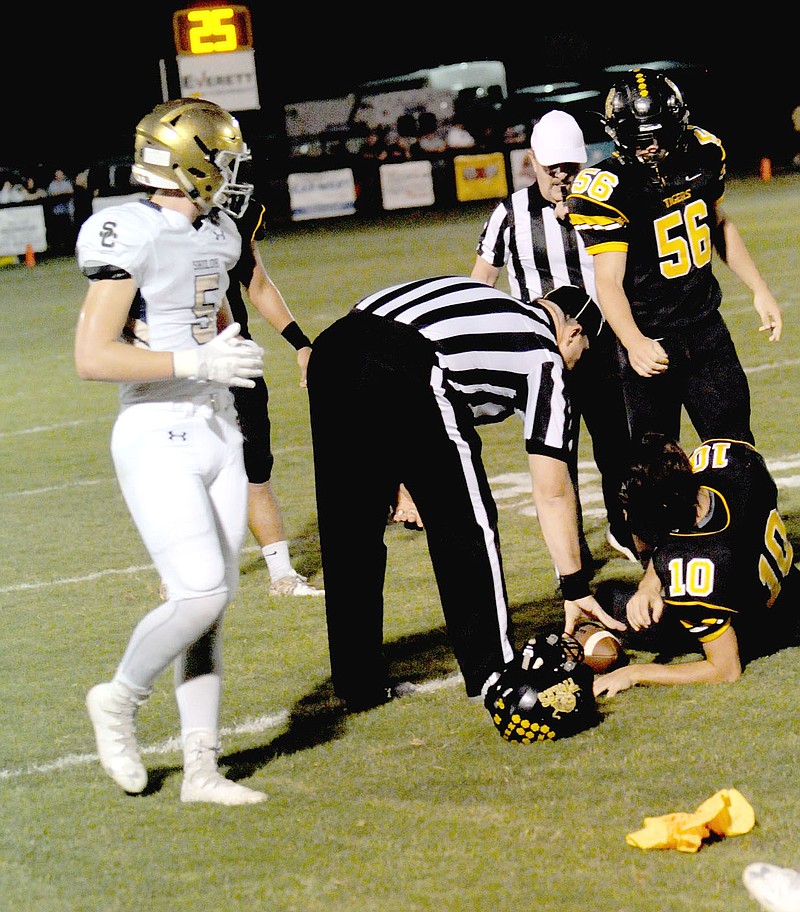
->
xmin=108 ymin=395 xmax=248 ymax=736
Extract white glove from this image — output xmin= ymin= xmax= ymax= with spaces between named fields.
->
xmin=173 ymin=323 xmax=264 ymax=389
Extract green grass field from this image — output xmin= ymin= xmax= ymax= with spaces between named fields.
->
xmin=1 ymin=175 xmax=798 ymax=912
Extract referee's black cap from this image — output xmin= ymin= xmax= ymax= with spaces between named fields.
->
xmin=542 ymin=285 xmax=606 ymax=341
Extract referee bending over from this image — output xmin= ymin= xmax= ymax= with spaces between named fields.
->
xmin=307 ymin=276 xmax=624 ymax=719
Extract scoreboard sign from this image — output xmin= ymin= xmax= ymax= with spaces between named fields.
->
xmin=173 ymin=5 xmax=253 ymax=55
xmin=172 ymin=6 xmax=260 ymax=111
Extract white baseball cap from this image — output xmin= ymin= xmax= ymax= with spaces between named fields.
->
xmin=530 ymin=110 xmax=587 ymax=166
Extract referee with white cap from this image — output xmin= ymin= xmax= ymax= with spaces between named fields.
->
xmin=472 ymin=109 xmax=638 ymax=567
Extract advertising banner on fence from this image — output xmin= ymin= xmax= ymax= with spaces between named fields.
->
xmin=379 ymin=160 xmax=435 ymax=210
xmin=0 ymin=205 xmax=47 ymax=257
xmin=453 ymin=152 xmax=508 ymax=202
xmin=288 ymin=169 xmax=356 ymax=221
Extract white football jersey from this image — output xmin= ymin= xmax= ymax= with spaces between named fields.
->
xmin=76 ymin=199 xmax=242 ymax=405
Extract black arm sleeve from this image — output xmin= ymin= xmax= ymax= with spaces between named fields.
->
xmin=82 ymin=264 xmax=132 ymax=281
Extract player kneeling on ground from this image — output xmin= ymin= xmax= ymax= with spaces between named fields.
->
xmin=591 ymin=433 xmax=800 ymax=698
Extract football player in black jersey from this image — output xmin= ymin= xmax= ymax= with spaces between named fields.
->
xmin=227 ymin=198 xmax=324 ymax=596
xmin=568 ymin=69 xmax=783 ymax=447
xmin=592 ymin=433 xmax=800 ymax=697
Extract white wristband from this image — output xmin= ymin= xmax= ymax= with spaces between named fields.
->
xmin=173 ymin=349 xmax=201 ymax=379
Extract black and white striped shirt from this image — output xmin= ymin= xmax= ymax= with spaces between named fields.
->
xmin=475 ymin=183 xmax=596 ymax=303
xmin=353 ymin=276 xmax=574 ymax=460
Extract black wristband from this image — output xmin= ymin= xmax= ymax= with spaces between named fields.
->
xmin=281 ymin=321 xmax=312 ymax=350
xmin=559 ymin=569 xmax=591 ymax=601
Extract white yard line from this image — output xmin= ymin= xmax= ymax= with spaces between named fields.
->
xmin=0 ymin=713 xmax=289 ymax=781
xmin=0 ymin=679 xmax=466 ymax=782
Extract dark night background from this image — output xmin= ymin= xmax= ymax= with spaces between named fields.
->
xmin=3 ymin=6 xmax=796 ymax=178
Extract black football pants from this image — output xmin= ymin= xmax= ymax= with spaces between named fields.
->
xmin=616 ymin=312 xmax=754 ymax=446
xmin=307 ymin=312 xmax=515 ymax=703
xmin=567 ymin=337 xmax=636 ymax=557
xmin=231 ymin=376 xmax=274 ymax=484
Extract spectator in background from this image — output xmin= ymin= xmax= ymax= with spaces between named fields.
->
xmin=503 ymin=123 xmax=527 ymax=147
xmin=356 ymin=128 xmax=389 ymax=214
xmin=20 ymin=175 xmax=47 ymax=202
xmin=446 ymin=120 xmax=476 ymax=149
xmin=417 ymin=112 xmax=447 ymax=155
xmin=0 ymin=175 xmax=25 ymax=203
xmin=47 ymin=167 xmax=76 ymax=253
xmin=361 ymin=128 xmax=389 ymax=161
xmin=384 ymin=134 xmax=415 ymax=161
xmin=395 ymin=113 xmax=422 ymax=160
xmin=470 ymin=117 xmax=501 ymax=152
xmin=418 ymin=128 xmax=447 ymax=155
xmin=72 ymin=168 xmax=93 ymax=229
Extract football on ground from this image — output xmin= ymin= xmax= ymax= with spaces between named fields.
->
xmin=570 ymin=621 xmax=626 ymax=674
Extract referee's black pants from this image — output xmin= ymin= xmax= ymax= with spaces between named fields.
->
xmin=307 ymin=312 xmax=515 ymax=705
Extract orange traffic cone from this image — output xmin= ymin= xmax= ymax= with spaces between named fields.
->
xmin=760 ymin=157 xmax=772 ymax=181
xmin=24 ymin=244 xmax=35 ymax=268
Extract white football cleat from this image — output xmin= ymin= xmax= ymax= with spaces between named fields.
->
xmin=743 ymin=862 xmax=800 ymax=912
xmin=181 ymin=731 xmax=267 ymax=805
xmin=268 ymin=570 xmax=324 ymax=597
xmin=86 ymin=681 xmax=149 ymax=794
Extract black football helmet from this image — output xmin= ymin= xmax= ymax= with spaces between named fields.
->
xmin=603 ymin=69 xmax=689 ymax=167
xmin=484 ymin=633 xmax=597 ymax=743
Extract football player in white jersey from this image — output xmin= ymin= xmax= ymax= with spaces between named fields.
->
xmin=74 ymin=98 xmax=267 ymax=804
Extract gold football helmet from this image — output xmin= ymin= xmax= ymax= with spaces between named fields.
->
xmin=132 ymin=98 xmax=253 ymax=217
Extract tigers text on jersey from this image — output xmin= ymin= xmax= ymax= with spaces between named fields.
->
xmin=352 ymin=275 xmax=575 ymax=461
xmin=76 ymin=199 xmax=242 ymax=406
xmin=654 ymin=439 xmax=796 ymax=658
xmin=567 ymin=127 xmax=726 ymax=334
xmin=476 ymin=182 xmax=596 ymax=302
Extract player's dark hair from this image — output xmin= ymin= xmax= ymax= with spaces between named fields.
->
xmin=620 ymin=432 xmax=700 ymax=544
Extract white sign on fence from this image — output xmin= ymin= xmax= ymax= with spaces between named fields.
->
xmin=287 ymin=169 xmax=356 ymax=221
xmin=0 ymin=206 xmax=47 ymax=256
xmin=379 ymin=161 xmax=435 ymax=210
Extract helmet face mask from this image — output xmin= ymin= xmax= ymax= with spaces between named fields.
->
xmin=603 ymin=69 xmax=689 ymax=169
xmin=210 ymin=147 xmax=254 ymax=217
xmin=484 ymin=633 xmax=597 ymax=742
xmin=132 ymin=98 xmax=254 ymax=218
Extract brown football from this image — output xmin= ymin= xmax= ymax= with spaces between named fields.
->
xmin=571 ymin=622 xmax=625 ymax=674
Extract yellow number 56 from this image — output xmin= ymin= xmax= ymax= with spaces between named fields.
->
xmin=654 ymin=199 xmax=712 ymax=279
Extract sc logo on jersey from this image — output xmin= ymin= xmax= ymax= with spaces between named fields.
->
xmin=100 ymin=221 xmax=118 ymax=248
